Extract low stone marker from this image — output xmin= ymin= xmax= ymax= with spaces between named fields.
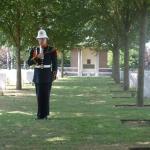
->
xmin=129 ymin=147 xmax=150 ymax=150
xmin=121 ymin=119 xmax=150 ymax=127
xmin=115 ymin=104 xmax=150 ymax=108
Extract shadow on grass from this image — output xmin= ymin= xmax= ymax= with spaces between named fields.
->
xmin=1 ymin=77 xmax=150 ymax=150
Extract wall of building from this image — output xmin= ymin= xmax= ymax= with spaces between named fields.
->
xmin=82 ymin=48 xmax=96 ymax=66
xmin=99 ymin=51 xmax=107 ymax=68
xmin=71 ymin=49 xmax=78 ymax=67
xmin=71 ymin=48 xmax=108 ymax=68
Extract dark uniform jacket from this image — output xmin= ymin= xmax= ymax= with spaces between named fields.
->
xmin=27 ymin=46 xmax=57 ymax=84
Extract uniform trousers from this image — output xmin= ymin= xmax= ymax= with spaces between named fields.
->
xmin=35 ymin=83 xmax=52 ymax=118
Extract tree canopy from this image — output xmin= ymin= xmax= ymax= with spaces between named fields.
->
xmin=0 ymin=0 xmax=150 ymax=104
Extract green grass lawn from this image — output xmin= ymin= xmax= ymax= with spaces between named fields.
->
xmin=0 ymin=77 xmax=150 ymax=150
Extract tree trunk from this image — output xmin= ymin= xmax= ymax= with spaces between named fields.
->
xmin=113 ymin=40 xmax=120 ymax=84
xmin=123 ymin=33 xmax=129 ymax=91
xmin=137 ymin=4 xmax=147 ymax=107
xmin=16 ymin=46 xmax=22 ymax=90
xmin=15 ymin=5 xmax=22 ymax=90
xmin=112 ymin=51 xmax=115 ymax=79
xmin=61 ymin=51 xmax=64 ymax=78
xmin=15 ymin=25 xmax=22 ymax=90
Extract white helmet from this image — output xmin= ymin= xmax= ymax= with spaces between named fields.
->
xmin=36 ymin=29 xmax=48 ymax=39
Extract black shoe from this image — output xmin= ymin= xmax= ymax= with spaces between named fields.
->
xmin=35 ymin=116 xmax=48 ymax=120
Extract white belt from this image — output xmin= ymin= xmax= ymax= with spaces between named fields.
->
xmin=35 ymin=65 xmax=51 ymax=68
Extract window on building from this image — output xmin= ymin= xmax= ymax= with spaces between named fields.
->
xmin=87 ymin=59 xmax=91 ymax=64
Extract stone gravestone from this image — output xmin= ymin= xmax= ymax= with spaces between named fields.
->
xmin=144 ymin=71 xmax=150 ymax=98
xmin=0 ymin=73 xmax=6 ymax=96
xmin=129 ymin=71 xmax=150 ymax=98
xmin=120 ymin=70 xmax=150 ymax=98
xmin=22 ymin=69 xmax=34 ymax=84
xmin=129 ymin=72 xmax=138 ymax=88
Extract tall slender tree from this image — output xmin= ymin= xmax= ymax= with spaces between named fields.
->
xmin=119 ymin=0 xmax=137 ymax=91
xmin=0 ymin=1 xmax=31 ymax=89
xmin=135 ymin=0 xmax=149 ymax=106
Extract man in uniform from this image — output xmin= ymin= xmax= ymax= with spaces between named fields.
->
xmin=27 ymin=29 xmax=57 ymax=120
